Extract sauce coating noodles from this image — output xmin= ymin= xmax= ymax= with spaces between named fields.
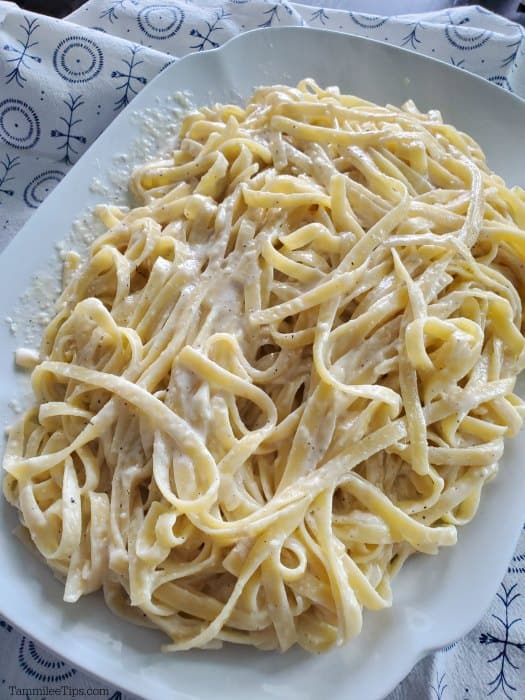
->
xmin=4 ymin=80 xmax=525 ymax=652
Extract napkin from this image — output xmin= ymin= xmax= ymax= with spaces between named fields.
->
xmin=1 ymin=2 xmax=525 ymax=699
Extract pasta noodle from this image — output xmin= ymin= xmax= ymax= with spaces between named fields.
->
xmin=4 ymin=79 xmax=525 ymax=653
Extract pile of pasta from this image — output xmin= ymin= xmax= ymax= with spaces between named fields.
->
xmin=4 ymin=80 xmax=525 ymax=653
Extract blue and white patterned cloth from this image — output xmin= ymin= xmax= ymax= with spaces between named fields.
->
xmin=1 ymin=1 xmax=525 ymax=698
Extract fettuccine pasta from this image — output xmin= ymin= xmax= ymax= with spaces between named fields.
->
xmin=4 ymin=80 xmax=525 ymax=653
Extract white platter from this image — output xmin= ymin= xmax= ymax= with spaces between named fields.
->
xmin=1 ymin=26 xmax=525 ymax=700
